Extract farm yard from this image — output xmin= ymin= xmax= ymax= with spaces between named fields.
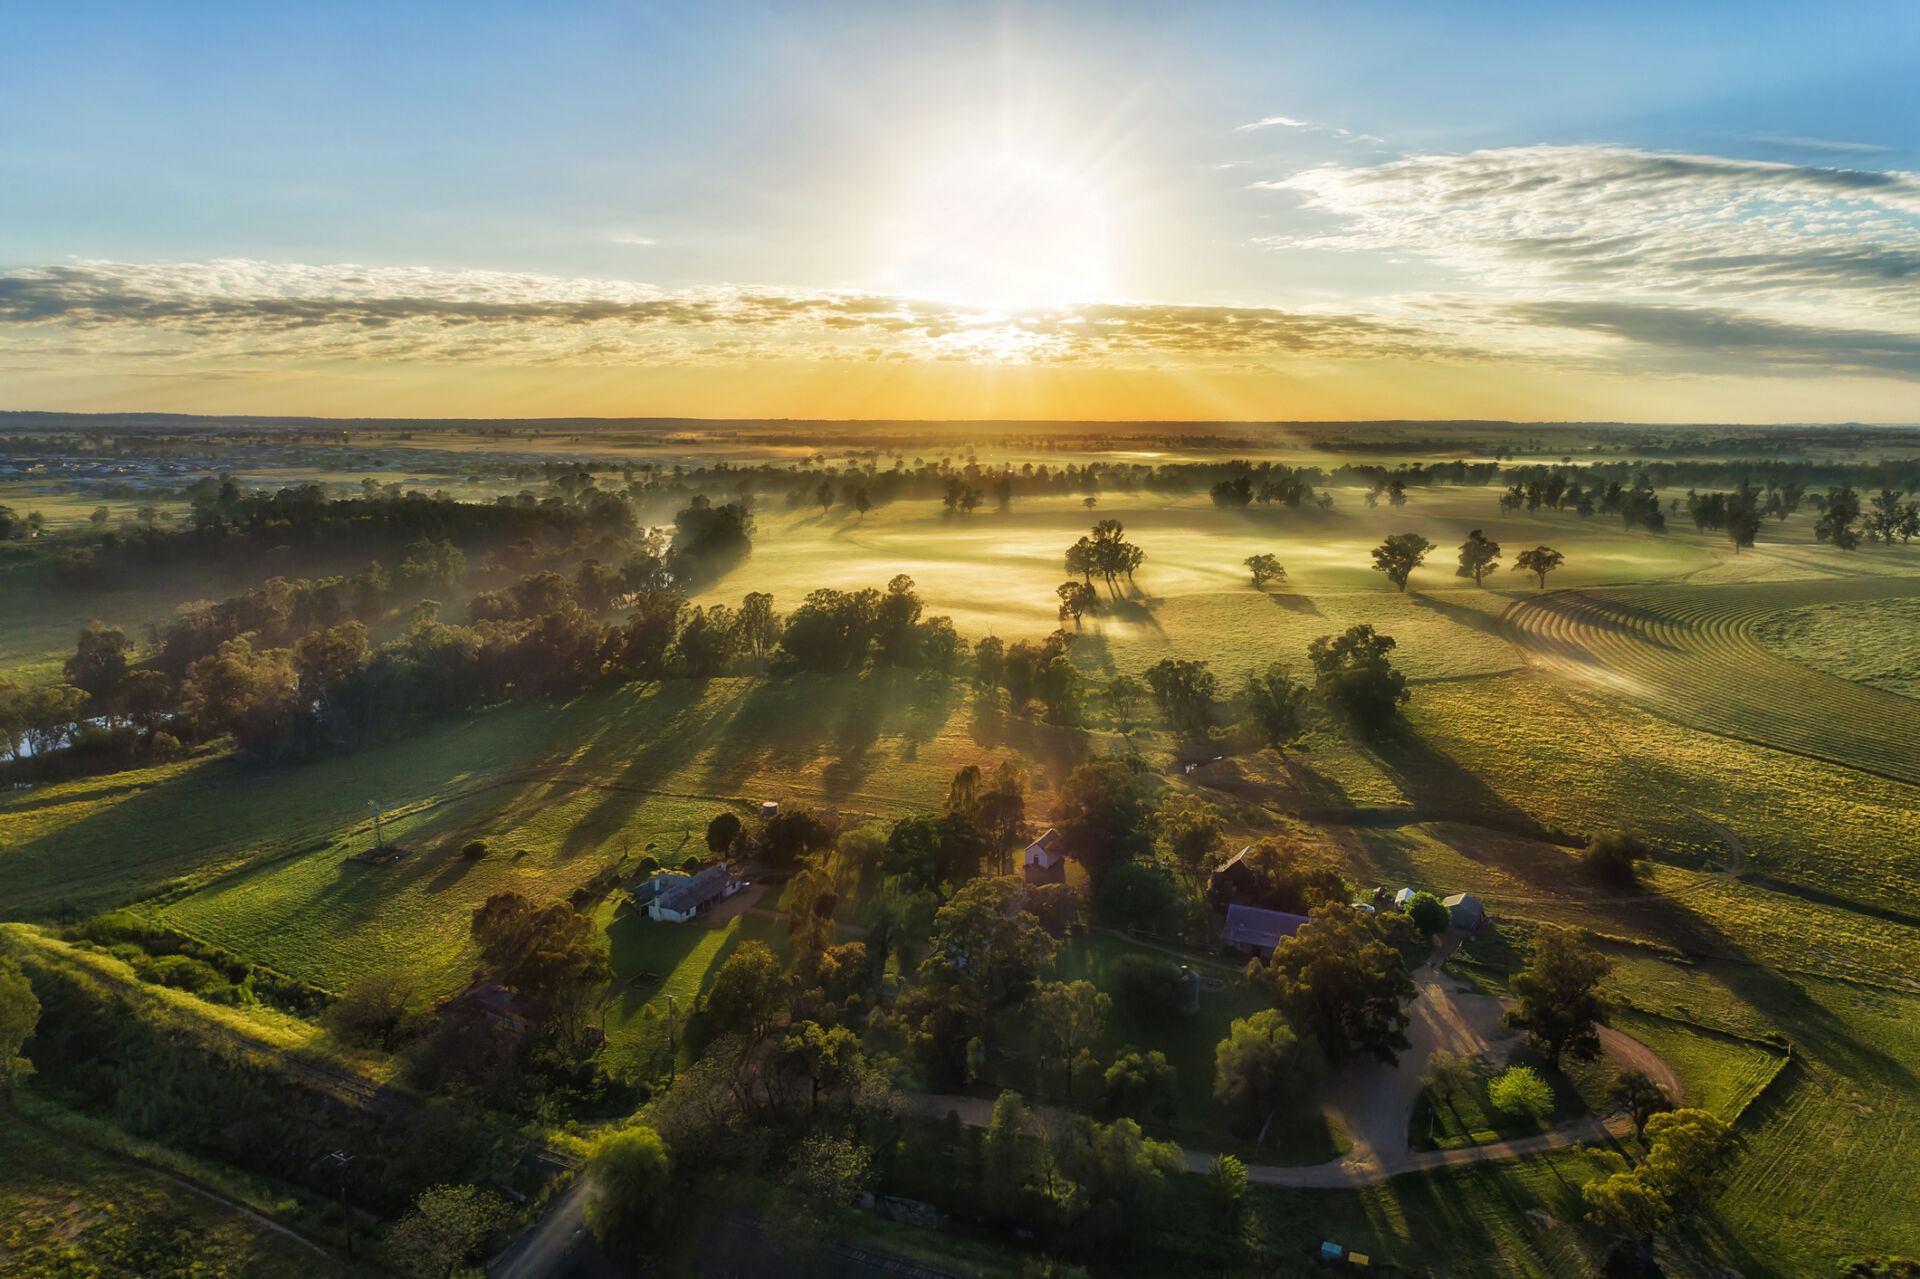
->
xmin=5 ymin=420 xmax=1920 ymax=1277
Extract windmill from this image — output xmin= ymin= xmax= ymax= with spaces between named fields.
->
xmin=367 ymin=800 xmax=391 ymax=850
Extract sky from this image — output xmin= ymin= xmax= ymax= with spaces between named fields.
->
xmin=2 ymin=0 xmax=1918 ymax=422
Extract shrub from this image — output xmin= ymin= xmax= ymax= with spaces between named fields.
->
xmin=1102 ymin=1049 xmax=1179 ymax=1122
xmin=1406 ymin=891 xmax=1451 ymax=937
xmin=1488 ymin=1065 xmax=1553 ymax=1121
xmin=462 ymin=839 xmax=490 ymax=861
xmin=1583 ymin=832 xmax=1652 ymax=886
xmin=138 ymin=954 xmax=230 ymax=995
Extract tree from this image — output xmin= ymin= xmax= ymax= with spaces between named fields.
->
xmin=1405 ymin=891 xmax=1451 ymax=938
xmin=1206 ymin=1153 xmax=1248 ymax=1217
xmin=853 ymin=487 xmax=873 ymax=520
xmin=1213 ymin=1009 xmax=1316 ymax=1145
xmin=1253 ymin=905 xmax=1416 ymax=1065
xmin=1815 ymin=484 xmax=1863 ymax=550
xmin=1056 ymin=580 xmax=1099 ymax=627
xmin=1488 ymin=1065 xmax=1553 ymax=1121
xmin=1103 ymin=1049 xmax=1179 ymax=1122
xmin=924 ymin=877 xmax=1057 ymax=1006
xmin=1053 ymin=753 xmax=1154 ymax=883
xmin=387 ymin=1184 xmax=500 ymax=1279
xmin=0 ymin=957 xmax=38 ymax=1095
xmin=1421 ymin=1049 xmax=1477 ymax=1110
xmin=1609 ymin=1068 xmax=1672 ymax=1135
xmin=706 ymin=811 xmax=744 ymax=855
xmin=981 ymin=1091 xmax=1036 ymax=1215
xmin=1244 ymin=553 xmax=1286 ymax=589
xmin=1307 ymin=624 xmax=1409 ymax=736
xmin=1513 ymin=545 xmax=1564 ymax=589
xmin=64 ymin=620 xmax=130 ymax=705
xmin=817 ymin=479 xmax=834 ymax=513
xmin=1455 ymin=529 xmax=1501 ymax=586
xmin=1227 ymin=840 xmax=1350 ymax=915
xmin=1505 ymin=926 xmax=1612 ymax=1069
xmin=705 ymin=940 xmax=788 ymax=1044
xmin=1240 ymin=661 xmax=1305 ymax=751
xmin=584 ymin=1126 xmax=672 ymax=1249
xmin=1100 ymin=674 xmax=1146 ymax=732
xmin=1370 ymin=533 xmax=1435 ymax=592
xmin=468 ymin=892 xmax=610 ymax=1024
xmin=780 ymin=1020 xmax=864 ymax=1116
xmin=1583 ymin=831 xmax=1652 ymax=887
xmin=1158 ymin=792 xmax=1224 ymax=887
xmin=1031 ymin=980 xmax=1111 ymax=1097
xmin=784 ymin=1133 xmax=872 ymax=1205
xmin=762 ymin=806 xmax=834 ymax=866
xmin=735 ymin=591 xmax=782 ymax=657
xmin=1144 ymin=658 xmax=1217 ymax=736
xmin=1583 ymin=1108 xmax=1740 ymax=1237
xmin=326 ymin=967 xmax=423 ymax=1051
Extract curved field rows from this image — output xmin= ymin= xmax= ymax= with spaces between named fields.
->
xmin=1502 ymin=578 xmax=1920 ymax=786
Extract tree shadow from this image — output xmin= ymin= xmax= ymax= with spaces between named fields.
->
xmin=1266 ymin=592 xmax=1322 ymax=616
xmin=1408 ymin=591 xmax=1509 ymax=640
xmin=1366 ymin=728 xmax=1550 ymax=840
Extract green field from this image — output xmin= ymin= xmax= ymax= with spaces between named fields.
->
xmin=1753 ymin=594 xmax=1920 ymax=701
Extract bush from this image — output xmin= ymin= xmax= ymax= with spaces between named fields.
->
xmin=1488 ymin=1065 xmax=1553 ymax=1121
xmin=1583 ymin=832 xmax=1652 ymax=886
xmin=1102 ymin=1049 xmax=1179 ymax=1122
xmin=461 ymin=839 xmax=490 ymax=860
xmin=1406 ymin=891 xmax=1451 ymax=937
xmin=139 ymin=954 xmax=230 ymax=995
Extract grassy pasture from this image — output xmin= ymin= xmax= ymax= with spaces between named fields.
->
xmin=1503 ymin=577 xmax=1920 ymax=787
xmin=1753 ymin=594 xmax=1920 ymax=700
xmin=0 ymin=1112 xmax=345 ymax=1279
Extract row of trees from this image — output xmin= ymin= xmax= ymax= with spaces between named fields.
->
xmin=1372 ymin=531 xmax=1565 ymax=592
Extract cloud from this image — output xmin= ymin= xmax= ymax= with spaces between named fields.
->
xmin=611 ymin=234 xmax=658 ymax=246
xmin=1510 ymin=300 xmax=1920 ymax=380
xmin=1754 ymin=136 xmax=1894 ymax=156
xmin=1257 ymin=145 xmax=1920 ymax=314
xmin=1235 ymin=115 xmax=1310 ymax=132
xmin=0 ymin=258 xmax=1477 ymax=370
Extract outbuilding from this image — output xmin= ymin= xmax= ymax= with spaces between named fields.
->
xmin=1021 ymin=828 xmax=1067 ymax=886
xmin=1443 ymin=892 xmax=1487 ymax=932
xmin=1220 ymin=904 xmax=1309 ymax=959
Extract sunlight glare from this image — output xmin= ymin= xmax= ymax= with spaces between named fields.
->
xmin=882 ymin=145 xmax=1113 ymax=310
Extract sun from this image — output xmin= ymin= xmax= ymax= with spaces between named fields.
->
xmin=881 ymin=145 xmax=1114 ymax=311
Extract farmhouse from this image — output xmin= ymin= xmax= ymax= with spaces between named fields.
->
xmin=1021 ymin=828 xmax=1066 ymax=886
xmin=1443 ymin=892 xmax=1487 ymax=932
xmin=646 ymin=864 xmax=741 ymax=922
xmin=1220 ymin=904 xmax=1310 ymax=959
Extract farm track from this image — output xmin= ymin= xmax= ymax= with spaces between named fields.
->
xmin=1502 ymin=578 xmax=1920 ymax=788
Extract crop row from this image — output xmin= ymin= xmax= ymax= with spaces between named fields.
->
xmin=1501 ymin=578 xmax=1920 ymax=787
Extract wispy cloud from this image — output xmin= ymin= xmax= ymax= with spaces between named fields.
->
xmin=0 ymin=259 xmax=1477 ymax=370
xmin=611 ymin=234 xmax=658 ymax=246
xmin=1235 ymin=114 xmax=1310 ymax=132
xmin=1256 ymin=145 xmax=1920 ymax=319
xmin=1754 ymin=136 xmax=1893 ymax=156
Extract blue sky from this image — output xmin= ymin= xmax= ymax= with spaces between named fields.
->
xmin=2 ymin=1 xmax=1917 ymax=420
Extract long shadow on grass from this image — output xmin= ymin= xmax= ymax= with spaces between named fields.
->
xmin=1407 ymin=590 xmax=1510 ymax=640
xmin=1609 ymin=898 xmax=1918 ymax=1092
xmin=1366 ymin=729 xmax=1550 ymax=840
